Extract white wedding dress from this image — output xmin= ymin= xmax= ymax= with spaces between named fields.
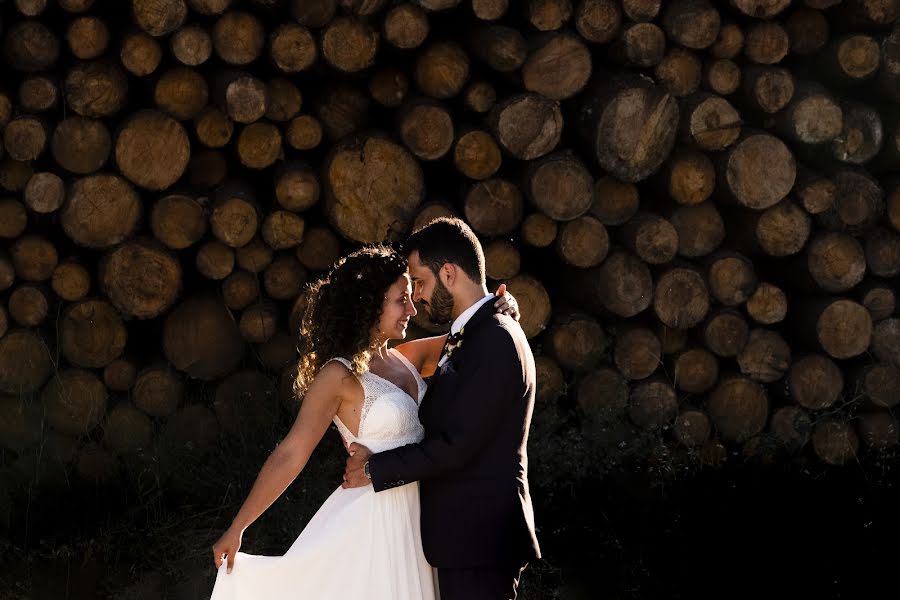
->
xmin=210 ymin=348 xmax=438 ymax=600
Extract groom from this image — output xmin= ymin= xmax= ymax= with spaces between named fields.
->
xmin=343 ymin=217 xmax=541 ymax=599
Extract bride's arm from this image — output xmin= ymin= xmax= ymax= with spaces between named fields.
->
xmin=394 ymin=335 xmax=448 ymax=379
xmin=212 ymin=362 xmax=349 ymax=572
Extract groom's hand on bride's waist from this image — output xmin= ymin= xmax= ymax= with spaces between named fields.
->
xmin=342 ymin=442 xmax=372 ymax=488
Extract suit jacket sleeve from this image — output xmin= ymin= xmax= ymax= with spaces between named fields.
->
xmin=368 ymin=323 xmax=520 ymax=492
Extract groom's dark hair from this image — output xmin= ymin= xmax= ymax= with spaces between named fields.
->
xmin=404 ymin=217 xmax=485 ymax=284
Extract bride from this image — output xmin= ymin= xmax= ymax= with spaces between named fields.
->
xmin=209 ymin=245 xmax=518 ymax=600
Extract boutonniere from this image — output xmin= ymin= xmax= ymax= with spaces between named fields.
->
xmin=437 ymin=327 xmax=465 ymax=367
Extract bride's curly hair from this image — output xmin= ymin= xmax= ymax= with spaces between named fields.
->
xmin=293 ymin=245 xmax=408 ymax=397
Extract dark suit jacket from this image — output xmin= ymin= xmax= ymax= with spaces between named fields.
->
xmin=368 ymin=301 xmax=541 ymax=569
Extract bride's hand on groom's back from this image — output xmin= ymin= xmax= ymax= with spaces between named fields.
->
xmin=493 ymin=284 xmax=520 ymax=321
xmin=212 ymin=526 xmax=243 ymax=574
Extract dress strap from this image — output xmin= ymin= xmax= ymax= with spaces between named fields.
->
xmin=325 ymin=356 xmax=353 ymax=370
xmin=389 ymin=348 xmax=427 ymax=404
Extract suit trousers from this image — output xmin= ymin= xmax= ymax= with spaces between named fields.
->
xmin=437 ymin=563 xmax=528 ymax=600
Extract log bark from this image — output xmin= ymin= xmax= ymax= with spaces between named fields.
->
xmin=99 ymin=238 xmax=182 ymax=319
xmin=454 ymin=129 xmax=501 ymax=180
xmin=23 ymin=171 xmax=64 ymax=214
xmin=653 ymin=265 xmax=710 ymax=329
xmin=235 ymin=235 xmax=273 ymax=273
xmin=680 ymin=93 xmax=741 ymax=151
xmin=579 ymin=73 xmax=679 ymax=182
xmin=488 ymin=93 xmax=563 ymax=161
xmin=0 ymin=198 xmax=28 ymax=238
xmin=11 ymin=234 xmax=57 ymax=281
xmin=786 ymin=7 xmax=829 ymax=55
xmin=673 ymin=348 xmax=719 ymax=393
xmin=707 ymin=375 xmax=768 ymax=443
xmin=275 ymin=162 xmax=319 ymax=211
xmin=523 ymin=33 xmax=592 ymax=100
xmin=525 ymin=151 xmax=594 ymax=221
xmin=661 ymin=0 xmax=721 ymax=50
xmin=51 ymin=260 xmax=90 ymax=301
xmin=576 ymin=367 xmax=629 ymax=422
xmin=788 ymin=354 xmax=843 ymax=410
xmin=865 ymin=226 xmax=900 ymax=277
xmin=575 ymin=0 xmax=621 ymax=43
xmin=611 ymin=22 xmax=666 ymax=68
xmin=62 ymin=174 xmax=141 ymax=249
xmin=414 ymin=42 xmax=470 ymax=99
xmin=222 ymin=269 xmax=260 ymax=310
xmin=670 ymin=201 xmax=725 ymax=258
xmin=506 ymin=274 xmax=551 ymax=339
xmin=121 ymin=31 xmax=161 ymax=76
xmin=484 ymin=240 xmax=521 ymax=280
xmin=464 ymin=178 xmax=524 ymax=236
xmin=163 ymin=295 xmax=245 ymax=380
xmin=556 ymin=216 xmax=609 ymax=268
xmin=65 ymin=59 xmax=128 ymax=118
xmin=103 ymin=357 xmax=138 ymax=392
xmin=741 ymin=66 xmax=795 ymax=114
xmin=154 ymin=67 xmax=208 ymax=121
xmin=4 ymin=21 xmax=60 ymax=72
xmin=718 ymin=132 xmax=796 ymax=210
xmin=744 ymin=22 xmax=789 ymax=65
xmin=613 ymin=327 xmax=660 ymax=380
xmin=151 ymin=194 xmax=207 ymax=250
xmin=628 ymin=377 xmax=677 ymax=429
xmin=171 ymin=24 xmax=212 ymax=66
xmin=58 ymin=298 xmax=127 ymax=372
xmin=812 ymin=420 xmax=858 ymax=466
xmin=321 ymin=17 xmax=379 ymax=73
xmin=590 ymin=176 xmax=640 ymax=225
xmin=324 ymin=135 xmax=424 ymax=243
xmin=701 ymin=308 xmax=749 ymax=358
xmin=286 ymin=115 xmax=323 ymax=150
xmin=67 ymin=15 xmax=108 ymax=59
xmin=0 ymin=329 xmax=53 ymax=394
xmin=521 ymin=213 xmax=558 ymax=248
xmin=9 ymin=284 xmax=49 ymax=326
xmin=620 ymin=211 xmax=678 ymax=265
xmin=296 ymin=226 xmax=340 ymax=272
xmin=115 ymin=110 xmax=190 ymax=191
xmin=213 ymin=10 xmax=265 ymax=65
xmin=745 ymin=282 xmax=787 ymax=324
xmin=315 ymin=83 xmax=371 ymax=141
xmin=19 ymin=75 xmax=58 ymax=112
xmin=269 ymin=23 xmax=316 ymax=72
xmin=263 ymin=254 xmax=306 ymax=300
xmin=673 ymin=409 xmax=711 ymax=447
xmin=399 ymin=100 xmax=455 ymax=161
xmin=196 ymin=240 xmax=235 ymax=280
xmin=858 ymin=363 xmax=900 ymax=408
xmin=736 ymin=328 xmax=791 ymax=382
xmin=236 ymin=122 xmax=282 ymax=169
xmin=770 ymin=405 xmax=812 ymax=451
xmin=104 ymin=403 xmax=153 ymax=455
xmin=710 ymin=22 xmax=743 ymax=59
xmin=655 ymin=47 xmax=701 ymax=97
xmin=832 ymin=102 xmax=883 ymax=165
xmin=369 ymin=68 xmax=409 ymax=108
xmin=4 ymin=116 xmax=47 ymax=161
xmin=384 ymin=4 xmax=429 ymax=50
xmin=210 ymin=181 xmax=260 ymax=248
xmin=42 ymin=368 xmax=107 ymax=436
xmin=527 ymin=0 xmax=573 ymax=31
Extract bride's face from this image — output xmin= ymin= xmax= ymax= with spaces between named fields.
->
xmin=374 ymin=273 xmax=417 ymax=341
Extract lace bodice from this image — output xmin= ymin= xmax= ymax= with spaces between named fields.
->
xmin=327 ymin=348 xmax=427 ymax=454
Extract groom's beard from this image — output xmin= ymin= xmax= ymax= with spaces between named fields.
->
xmin=426 ymin=279 xmax=454 ymax=325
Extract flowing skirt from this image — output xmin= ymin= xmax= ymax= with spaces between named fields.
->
xmin=210 ymin=482 xmax=438 ymax=599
